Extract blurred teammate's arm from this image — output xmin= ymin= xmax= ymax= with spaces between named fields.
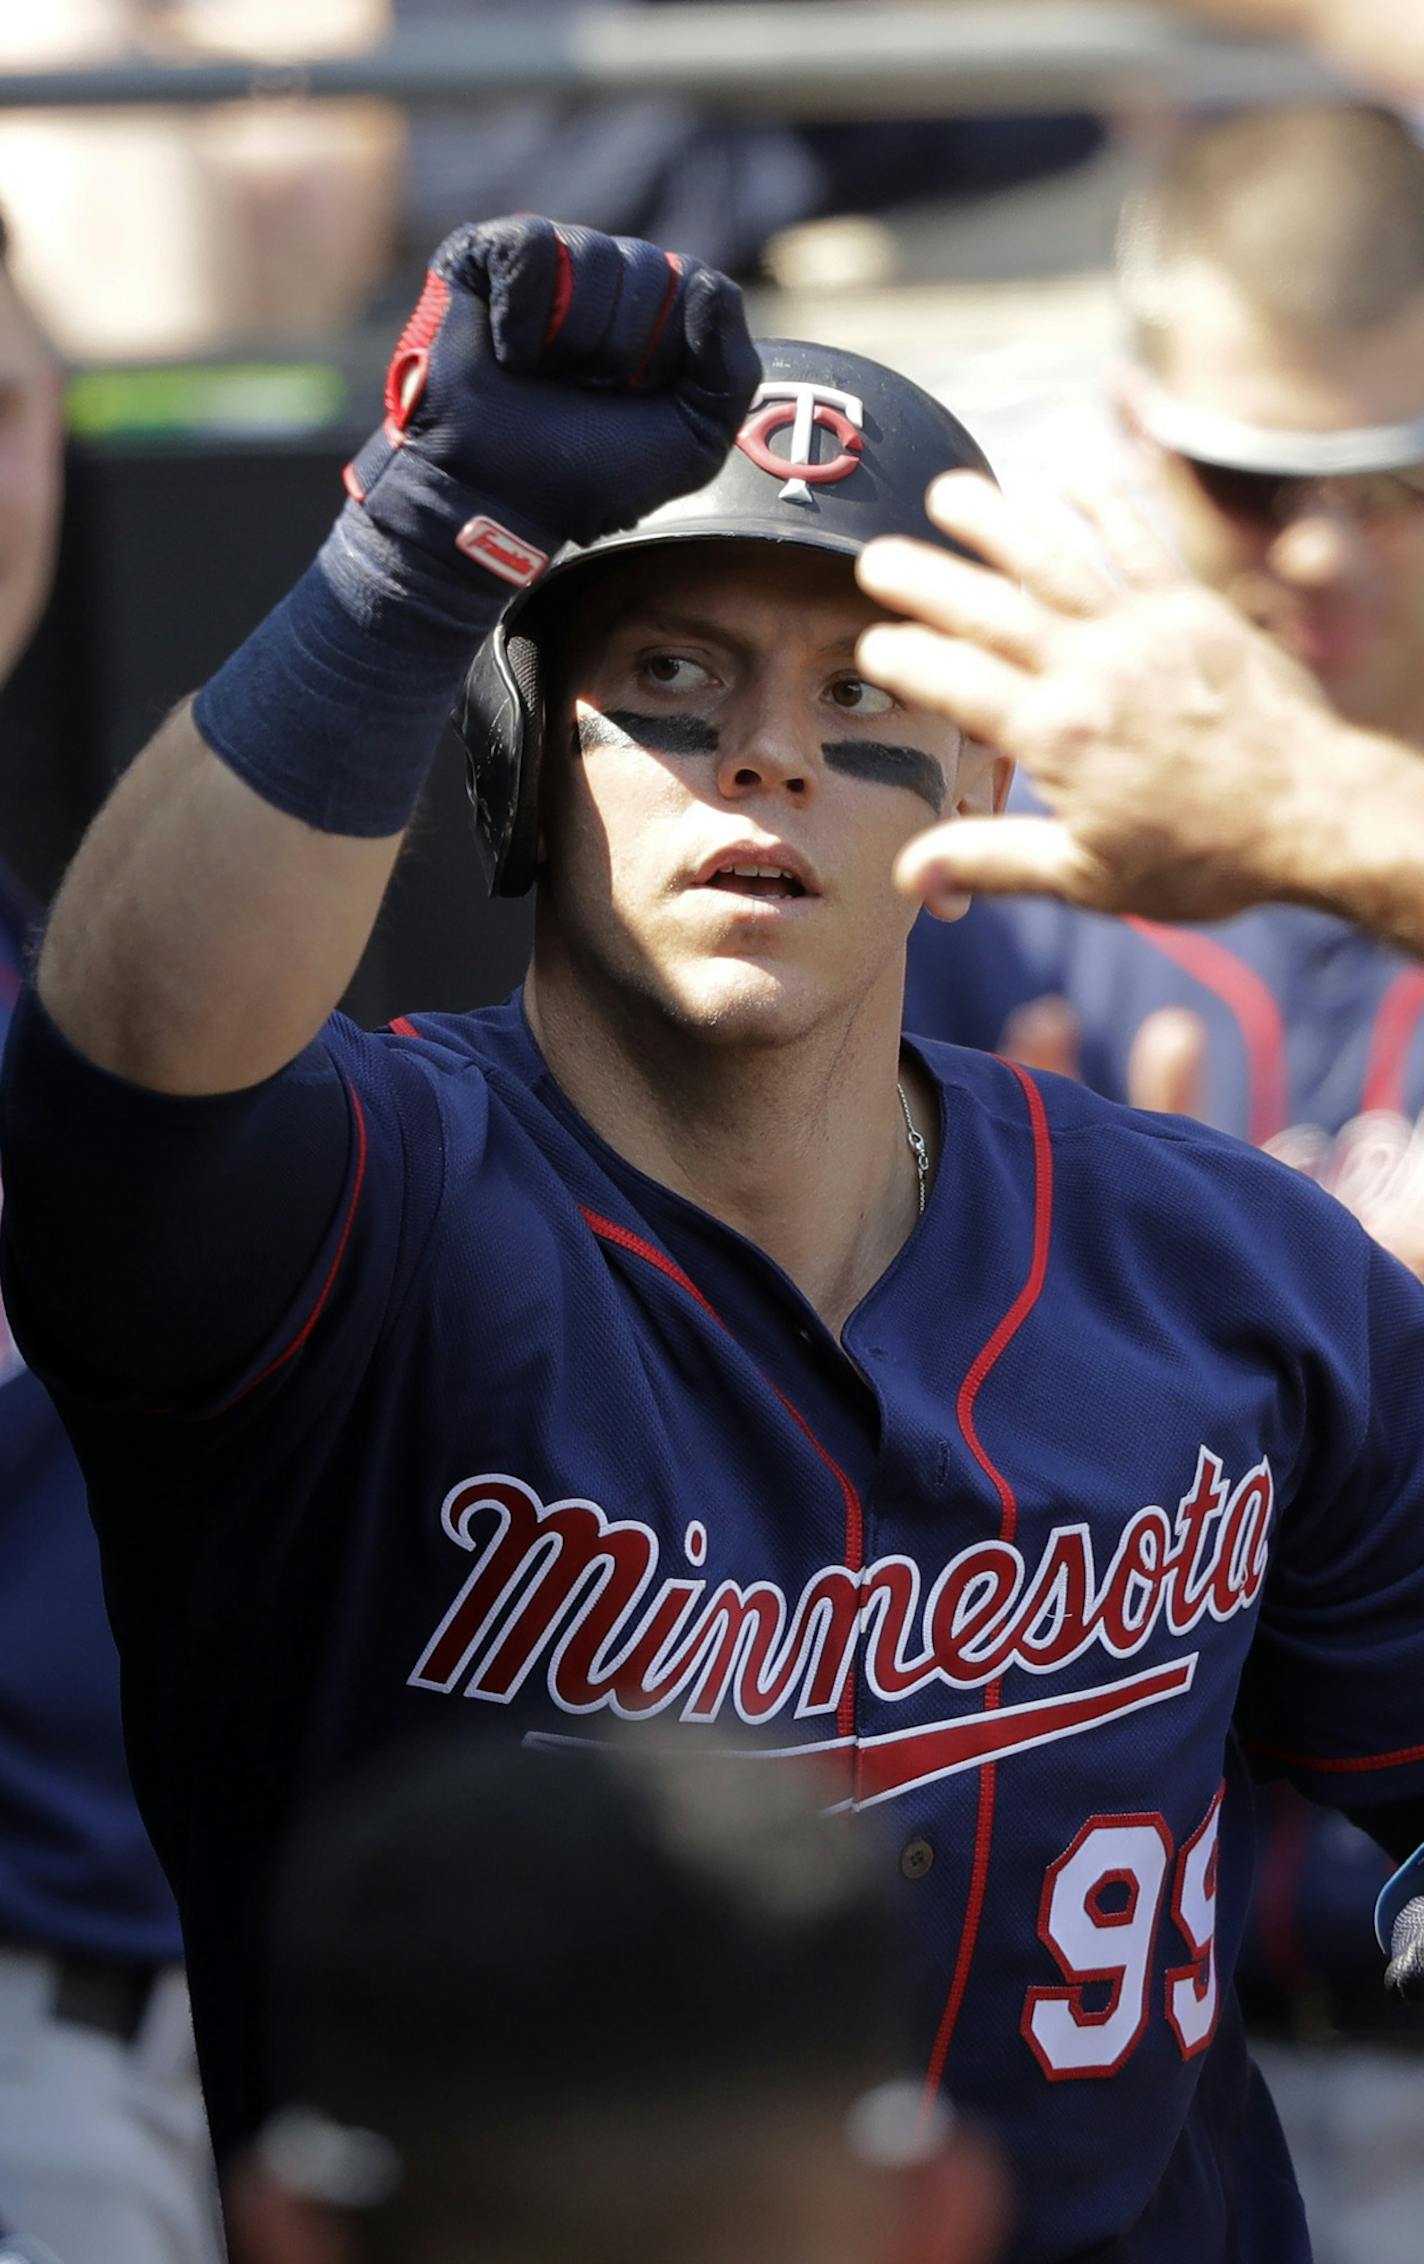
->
xmin=857 ymin=473 xmax=1424 ymax=963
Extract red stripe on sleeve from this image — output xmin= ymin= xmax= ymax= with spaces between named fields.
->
xmin=1244 ymin=1734 xmax=1424 ymax=1775
xmin=214 ymin=1083 xmax=369 ymax=1414
xmin=1361 ymin=968 xmax=1424 ymax=1117
xmin=388 ymin=1015 xmax=420 ymax=1039
xmin=1124 ymin=918 xmax=1288 ymax=1148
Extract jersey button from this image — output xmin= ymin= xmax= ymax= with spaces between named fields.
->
xmin=900 ymin=1837 xmax=934 ymax=1881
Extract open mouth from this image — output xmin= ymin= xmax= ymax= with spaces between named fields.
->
xmin=704 ymin=865 xmax=808 ymax=901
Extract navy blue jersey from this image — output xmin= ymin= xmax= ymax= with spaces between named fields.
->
xmin=5 ymin=993 xmax=1424 ymax=2263
xmin=0 ymin=868 xmax=180 ymax=1963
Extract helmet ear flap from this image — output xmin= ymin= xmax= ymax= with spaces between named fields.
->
xmin=457 ymin=626 xmax=544 ymax=898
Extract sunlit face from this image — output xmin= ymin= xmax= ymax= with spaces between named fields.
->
xmin=0 ymin=268 xmax=61 ymax=688
xmin=535 ymin=541 xmax=1005 ymax=1049
xmin=1131 ymin=271 xmax=1424 ymax=733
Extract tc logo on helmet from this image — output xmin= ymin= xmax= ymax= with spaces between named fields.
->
xmin=736 ymin=381 xmax=865 ymax=504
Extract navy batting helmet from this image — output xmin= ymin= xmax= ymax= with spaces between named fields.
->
xmin=454 ymin=338 xmax=996 ymax=896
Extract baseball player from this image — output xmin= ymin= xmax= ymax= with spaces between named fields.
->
xmin=2 ymin=216 xmax=1424 ymax=2264
xmin=904 ymin=106 xmax=1424 ymax=1227
xmin=230 ymin=1731 xmax=1008 ymax=2264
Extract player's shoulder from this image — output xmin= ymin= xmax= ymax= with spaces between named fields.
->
xmin=918 ymin=1035 xmax=1368 ymax=1238
xmin=325 ymin=993 xmax=534 ymax=1088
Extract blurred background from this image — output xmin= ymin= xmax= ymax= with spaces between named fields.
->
xmin=1 ymin=26 xmax=1422 ymax=2257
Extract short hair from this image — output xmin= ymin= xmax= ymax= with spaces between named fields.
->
xmin=1117 ymin=105 xmax=1424 ymax=362
xmin=266 ymin=1731 xmax=912 ymax=2264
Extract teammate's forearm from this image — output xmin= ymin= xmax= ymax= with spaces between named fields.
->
xmin=1266 ymin=724 xmax=1424 ymax=962
xmin=37 ymin=701 xmax=404 ymax=1095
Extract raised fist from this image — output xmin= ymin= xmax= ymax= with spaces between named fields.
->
xmin=340 ymin=216 xmax=760 ymax=596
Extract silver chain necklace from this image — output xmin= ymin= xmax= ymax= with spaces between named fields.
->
xmin=896 ymin=1079 xmax=930 ymax=1217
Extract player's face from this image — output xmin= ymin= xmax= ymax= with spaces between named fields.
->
xmin=537 ymin=542 xmax=1001 ymax=1049
xmin=1132 ymin=272 xmax=1424 ymax=736
xmin=0 ymin=269 xmax=61 ymax=690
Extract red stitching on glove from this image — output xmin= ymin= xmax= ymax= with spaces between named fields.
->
xmin=543 ymin=234 xmax=574 ymax=348
xmin=629 ymin=251 xmax=683 ymax=389
xmin=385 ymin=269 xmax=450 ymax=430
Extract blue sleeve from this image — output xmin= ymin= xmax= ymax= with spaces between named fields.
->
xmin=1237 ymin=1228 xmax=1424 ymax=1806
xmin=0 ymin=983 xmax=379 ymax=1409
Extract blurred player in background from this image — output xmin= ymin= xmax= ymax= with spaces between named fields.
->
xmin=0 ymin=211 xmax=222 ymax=2264
xmin=907 ymin=107 xmax=1424 ymax=1248
xmin=226 ymin=1735 xmax=1008 ymax=2264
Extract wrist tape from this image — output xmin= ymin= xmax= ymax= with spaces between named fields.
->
xmin=192 ymin=505 xmax=510 ymax=838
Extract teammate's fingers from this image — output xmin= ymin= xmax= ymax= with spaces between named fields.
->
xmin=998 ymin=995 xmax=1082 ymax=1081
xmin=1126 ymin=1008 xmax=1208 ymax=1120
xmin=1061 ymin=477 xmax=1185 ymax=594
xmin=923 ymin=471 xmax=1117 ymax=618
xmin=856 ymin=623 xmax=1025 ymax=744
xmin=895 ymin=814 xmax=1100 ymax=913
xmin=856 ymin=539 xmax=1049 ymax=667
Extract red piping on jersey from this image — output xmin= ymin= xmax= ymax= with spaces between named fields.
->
xmin=579 ymin=1206 xmax=864 ymax=1747
xmin=1361 ymin=969 xmax=1424 ymax=1117
xmin=954 ymin=1065 xmax=1054 ymax=1543
xmin=1243 ymin=1733 xmax=1424 ymax=1775
xmin=213 ymin=1082 xmax=368 ymax=1414
xmin=388 ymin=1014 xmax=420 ymax=1039
xmin=1124 ymin=918 xmax=1288 ymax=1148
xmin=921 ymin=1061 xmax=1054 ymax=2122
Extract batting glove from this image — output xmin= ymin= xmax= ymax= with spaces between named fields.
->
xmin=335 ymin=215 xmax=761 ymax=601
xmin=195 ymin=217 xmax=757 ymax=837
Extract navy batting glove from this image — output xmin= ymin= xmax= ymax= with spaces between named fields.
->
xmin=335 ymin=216 xmax=761 ymax=600
xmin=195 ymin=217 xmax=756 ymax=836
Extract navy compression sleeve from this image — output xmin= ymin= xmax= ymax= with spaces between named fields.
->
xmin=0 ymin=984 xmax=351 ymax=1398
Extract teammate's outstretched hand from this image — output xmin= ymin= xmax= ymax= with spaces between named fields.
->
xmin=854 ymin=473 xmax=1340 ymax=927
xmin=341 ymin=216 xmax=760 ymax=597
